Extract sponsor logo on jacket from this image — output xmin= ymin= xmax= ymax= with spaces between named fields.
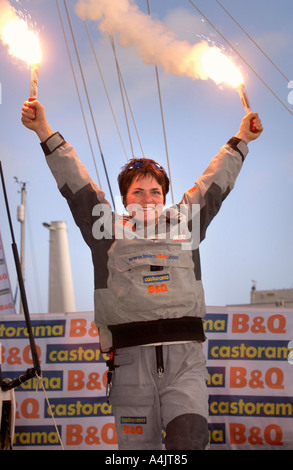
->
xmin=143 ymin=274 xmax=170 ymax=284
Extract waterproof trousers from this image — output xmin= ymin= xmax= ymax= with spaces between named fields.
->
xmin=109 ymin=342 xmax=209 ymax=450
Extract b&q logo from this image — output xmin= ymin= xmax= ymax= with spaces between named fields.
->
xmin=121 ymin=417 xmax=146 ymax=435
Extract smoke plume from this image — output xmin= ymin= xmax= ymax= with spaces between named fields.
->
xmin=74 ymin=0 xmax=212 ymax=81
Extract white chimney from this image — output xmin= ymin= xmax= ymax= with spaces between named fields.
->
xmin=43 ymin=221 xmax=76 ymax=313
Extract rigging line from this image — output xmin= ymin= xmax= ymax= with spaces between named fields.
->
xmin=56 ymin=0 xmax=102 ymax=189
xmin=108 ymin=38 xmax=145 ymax=158
xmin=36 ymin=373 xmax=65 ymax=450
xmin=63 ymin=0 xmax=116 ymax=210
xmin=121 ymin=81 xmax=146 ymax=158
xmin=215 ymin=0 xmax=290 ymax=83
xmin=0 ymin=161 xmax=40 ymax=375
xmin=85 ymin=22 xmax=129 ymax=162
xmin=187 ymin=0 xmax=293 ymax=118
xmin=109 ymin=35 xmax=134 ymax=159
xmin=147 ymin=0 xmax=175 ymax=204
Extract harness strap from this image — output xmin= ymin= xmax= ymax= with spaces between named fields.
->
xmin=156 ymin=345 xmax=164 ymax=378
xmin=105 ymin=351 xmax=115 ymax=402
xmin=108 ymin=316 xmax=206 ymax=350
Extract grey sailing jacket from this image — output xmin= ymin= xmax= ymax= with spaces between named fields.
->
xmin=41 ymin=132 xmax=248 ymax=352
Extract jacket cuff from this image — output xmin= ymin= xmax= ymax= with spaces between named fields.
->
xmin=227 ymin=137 xmax=248 ymax=162
xmin=40 ymin=132 xmax=66 ymax=156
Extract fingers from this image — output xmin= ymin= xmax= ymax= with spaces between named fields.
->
xmin=242 ymin=113 xmax=263 ymax=141
xmin=247 ymin=113 xmax=263 ymax=131
xmin=21 ymin=100 xmax=53 ymax=140
xmin=21 ymin=99 xmax=45 ymax=128
xmin=249 ymin=113 xmax=263 ymax=133
xmin=235 ymin=112 xmax=263 ymax=143
xmin=22 ymin=102 xmax=36 ymax=123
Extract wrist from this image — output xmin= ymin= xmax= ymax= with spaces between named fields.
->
xmin=235 ymin=132 xmax=250 ymax=145
xmin=36 ymin=122 xmax=54 ymax=142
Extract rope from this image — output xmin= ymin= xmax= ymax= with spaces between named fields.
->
xmin=147 ymin=0 xmax=175 ymax=204
xmin=56 ymin=0 xmax=102 ymax=189
xmin=85 ymin=22 xmax=129 ymax=162
xmin=108 ymin=37 xmax=146 ymax=158
xmin=215 ymin=0 xmax=290 ymax=83
xmin=36 ymin=373 xmax=65 ymax=450
xmin=187 ymin=0 xmax=293 ymax=118
xmin=63 ymin=0 xmax=116 ymax=210
xmin=109 ymin=35 xmax=134 ymax=159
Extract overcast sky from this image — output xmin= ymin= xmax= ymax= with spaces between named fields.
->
xmin=0 ymin=0 xmax=293 ymax=314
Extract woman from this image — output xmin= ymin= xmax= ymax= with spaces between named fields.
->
xmin=22 ymin=100 xmax=262 ymax=449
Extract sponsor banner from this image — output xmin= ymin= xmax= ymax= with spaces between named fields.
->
xmin=203 ymin=307 xmax=293 ymax=450
xmin=0 ymin=308 xmax=293 ymax=450
xmin=0 ymin=313 xmax=116 ymax=450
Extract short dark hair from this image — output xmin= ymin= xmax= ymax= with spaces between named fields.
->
xmin=118 ymin=158 xmax=170 ymax=206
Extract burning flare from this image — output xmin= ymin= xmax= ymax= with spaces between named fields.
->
xmin=0 ymin=0 xmax=42 ymax=101
xmin=1 ymin=17 xmax=42 ymax=65
xmin=198 ymin=47 xmax=243 ymax=88
xmin=75 ymin=0 xmax=256 ymax=125
xmin=75 ymin=0 xmax=243 ymax=89
xmin=0 ymin=0 xmax=42 ymax=66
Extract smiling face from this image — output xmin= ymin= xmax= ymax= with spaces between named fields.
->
xmin=125 ymin=175 xmax=165 ymax=224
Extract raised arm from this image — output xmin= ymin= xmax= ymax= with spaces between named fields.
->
xmin=21 ymin=100 xmax=111 ymax=249
xmin=181 ymin=112 xmax=263 ymax=242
